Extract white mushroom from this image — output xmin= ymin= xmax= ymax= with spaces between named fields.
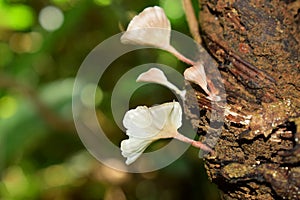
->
xmin=120 ymin=102 xmax=212 ymax=165
xmin=137 ymin=68 xmax=186 ymax=100
xmin=121 ymin=6 xmax=194 ymax=65
xmin=184 ymin=63 xmax=221 ymax=101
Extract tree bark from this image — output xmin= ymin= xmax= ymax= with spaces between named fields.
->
xmin=189 ymin=0 xmax=300 ymax=199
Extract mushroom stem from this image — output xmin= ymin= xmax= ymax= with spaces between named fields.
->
xmin=163 ymin=81 xmax=186 ymax=100
xmin=165 ymin=45 xmax=195 ymax=66
xmin=174 ymin=132 xmax=213 ymax=152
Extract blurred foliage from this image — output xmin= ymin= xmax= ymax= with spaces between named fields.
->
xmin=0 ymin=0 xmax=220 ymax=199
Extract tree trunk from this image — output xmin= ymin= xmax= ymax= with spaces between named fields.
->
xmin=190 ymin=0 xmax=300 ymax=199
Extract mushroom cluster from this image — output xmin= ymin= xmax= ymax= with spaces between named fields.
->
xmin=120 ymin=6 xmax=217 ymax=165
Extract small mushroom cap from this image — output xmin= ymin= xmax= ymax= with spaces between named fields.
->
xmin=121 ymin=6 xmax=171 ymax=49
xmin=137 ymin=68 xmax=168 ymax=85
xmin=137 ymin=68 xmax=186 ymax=100
xmin=184 ymin=63 xmax=210 ymax=95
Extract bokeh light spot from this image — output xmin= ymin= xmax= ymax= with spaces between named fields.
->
xmin=0 ymin=4 xmax=34 ymax=30
xmin=43 ymin=165 xmax=70 ymax=188
xmin=9 ymin=32 xmax=43 ymax=53
xmin=94 ymin=0 xmax=112 ymax=6
xmin=2 ymin=166 xmax=29 ymax=197
xmin=39 ymin=6 xmax=64 ymax=31
xmin=0 ymin=96 xmax=18 ymax=119
xmin=160 ymin=0 xmax=184 ymax=20
xmin=29 ymin=32 xmax=44 ymax=53
xmin=104 ymin=187 xmax=126 ymax=200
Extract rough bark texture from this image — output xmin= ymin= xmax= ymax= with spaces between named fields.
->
xmin=188 ymin=0 xmax=300 ymax=199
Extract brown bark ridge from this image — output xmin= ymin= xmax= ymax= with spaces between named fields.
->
xmin=187 ymin=0 xmax=300 ymax=199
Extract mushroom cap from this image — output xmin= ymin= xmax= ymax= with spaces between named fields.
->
xmin=121 ymin=6 xmax=171 ymax=49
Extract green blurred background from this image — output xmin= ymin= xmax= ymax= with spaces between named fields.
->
xmin=0 ymin=0 xmax=220 ymax=199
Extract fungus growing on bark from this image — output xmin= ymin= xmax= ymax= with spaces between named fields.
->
xmin=137 ymin=68 xmax=186 ymax=100
xmin=120 ymin=102 xmax=212 ymax=165
xmin=121 ymin=6 xmax=194 ymax=65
